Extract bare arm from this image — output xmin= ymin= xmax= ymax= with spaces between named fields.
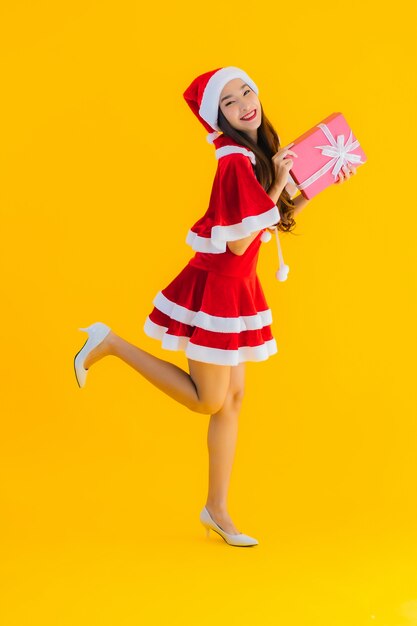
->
xmin=263 ymin=191 xmax=310 ymax=232
xmin=292 ymin=193 xmax=311 ymax=217
xmin=227 ymin=181 xmax=286 ymax=256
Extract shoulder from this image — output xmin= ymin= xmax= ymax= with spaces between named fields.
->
xmin=216 ymin=152 xmax=256 ymax=182
xmin=212 ymin=134 xmax=257 ymax=167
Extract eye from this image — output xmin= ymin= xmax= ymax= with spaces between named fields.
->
xmin=225 ymin=89 xmax=251 ymax=106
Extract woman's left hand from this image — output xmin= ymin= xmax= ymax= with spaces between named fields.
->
xmin=335 ymin=163 xmax=357 ymax=184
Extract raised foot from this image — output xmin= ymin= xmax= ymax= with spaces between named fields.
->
xmin=84 ymin=330 xmax=117 ymax=369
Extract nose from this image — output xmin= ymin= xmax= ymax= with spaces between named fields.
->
xmin=240 ymin=106 xmax=253 ymax=118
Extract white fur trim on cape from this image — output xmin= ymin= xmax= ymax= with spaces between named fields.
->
xmin=215 ymin=145 xmax=256 ymax=165
xmin=211 ymin=205 xmax=280 ymax=246
xmin=144 ymin=317 xmax=278 ymax=366
xmin=186 ymin=205 xmax=280 ymax=253
xmin=151 ymin=291 xmax=272 ymax=333
xmin=199 ymin=66 xmax=259 ymax=132
xmin=186 ymin=230 xmax=225 ymax=253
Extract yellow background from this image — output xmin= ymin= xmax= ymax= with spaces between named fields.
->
xmin=1 ymin=1 xmax=416 ymax=625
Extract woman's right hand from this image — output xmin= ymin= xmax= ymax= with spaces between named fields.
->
xmin=272 ymin=142 xmax=298 ymax=188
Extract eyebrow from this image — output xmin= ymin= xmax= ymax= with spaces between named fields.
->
xmin=220 ymin=83 xmax=249 ymax=103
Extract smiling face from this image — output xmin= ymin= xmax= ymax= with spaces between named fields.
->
xmin=218 ymin=78 xmax=261 ymax=142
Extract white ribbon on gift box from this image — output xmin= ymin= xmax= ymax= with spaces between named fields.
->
xmin=287 ymin=123 xmax=365 ymax=191
xmin=269 ymin=122 xmax=365 ymax=283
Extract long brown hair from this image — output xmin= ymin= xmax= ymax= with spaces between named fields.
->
xmin=217 ymin=104 xmax=297 ymax=234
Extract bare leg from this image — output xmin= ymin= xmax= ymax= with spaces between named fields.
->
xmin=82 ymin=329 xmax=245 ymax=533
xmin=82 ymin=330 xmax=231 ymax=415
xmin=205 ymin=363 xmax=245 ymax=535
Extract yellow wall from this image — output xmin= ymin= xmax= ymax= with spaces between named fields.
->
xmin=1 ymin=1 xmax=416 ymax=625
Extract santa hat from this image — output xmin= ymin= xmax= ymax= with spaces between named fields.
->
xmin=183 ymin=66 xmax=290 ymax=282
xmin=183 ymin=66 xmax=259 ymax=144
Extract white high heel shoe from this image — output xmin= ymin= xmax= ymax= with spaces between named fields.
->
xmin=74 ymin=322 xmax=111 ymax=388
xmin=200 ymin=507 xmax=259 ymax=547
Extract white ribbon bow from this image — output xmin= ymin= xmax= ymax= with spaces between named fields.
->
xmin=291 ymin=123 xmax=365 ymax=192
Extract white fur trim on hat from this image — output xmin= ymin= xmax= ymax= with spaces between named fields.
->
xmin=199 ymin=66 xmax=259 ymax=132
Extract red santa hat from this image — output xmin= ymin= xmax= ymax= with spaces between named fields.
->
xmin=183 ymin=66 xmax=259 ymax=144
xmin=183 ymin=66 xmax=290 ymax=282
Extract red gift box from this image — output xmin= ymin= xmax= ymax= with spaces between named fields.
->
xmin=287 ymin=112 xmax=367 ymax=200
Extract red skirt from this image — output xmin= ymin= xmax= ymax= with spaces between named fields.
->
xmin=143 ymin=231 xmax=278 ymax=366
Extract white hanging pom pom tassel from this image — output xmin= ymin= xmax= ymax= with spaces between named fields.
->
xmin=272 ymin=225 xmax=290 ymax=282
xmin=260 ymin=229 xmax=272 ymax=242
xmin=276 ymin=264 xmax=290 ymax=281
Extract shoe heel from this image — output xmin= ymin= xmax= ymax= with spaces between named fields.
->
xmin=79 ymin=325 xmax=94 ymax=333
xmin=74 ymin=322 xmax=111 ymax=388
xmin=79 ymin=322 xmax=111 ymax=335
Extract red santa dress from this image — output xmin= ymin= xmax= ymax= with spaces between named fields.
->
xmin=143 ymin=134 xmax=282 ymax=366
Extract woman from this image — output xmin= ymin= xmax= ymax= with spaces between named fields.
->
xmin=73 ymin=66 xmax=355 ymax=547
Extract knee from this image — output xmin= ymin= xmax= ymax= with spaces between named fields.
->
xmin=230 ymin=388 xmax=245 ymax=411
xmin=193 ymin=398 xmax=227 ymax=415
xmin=188 ymin=391 xmax=228 ymax=415
xmin=215 ymin=387 xmax=245 ymax=415
xmin=189 ymin=388 xmax=245 ymax=416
